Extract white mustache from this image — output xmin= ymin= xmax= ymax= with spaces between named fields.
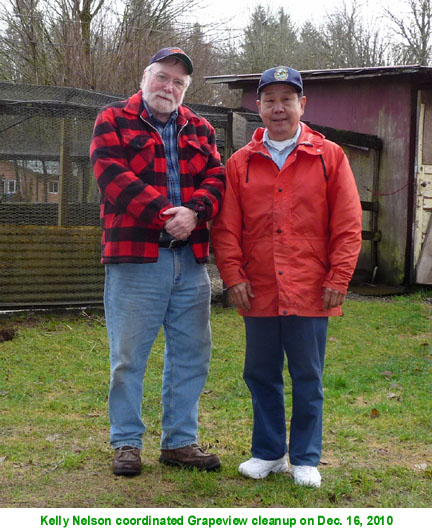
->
xmin=155 ymin=91 xmax=175 ymax=104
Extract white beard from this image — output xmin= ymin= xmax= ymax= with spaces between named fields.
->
xmin=148 ymin=90 xmax=177 ymax=113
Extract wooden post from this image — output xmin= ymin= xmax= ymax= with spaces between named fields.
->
xmin=224 ymin=111 xmax=233 ymax=163
xmin=222 ymin=111 xmax=234 ymax=308
xmin=86 ymin=161 xmax=99 ymax=204
xmin=58 ymin=119 xmax=71 ymax=227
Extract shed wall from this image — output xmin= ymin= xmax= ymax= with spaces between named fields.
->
xmin=302 ymin=78 xmax=412 ymax=285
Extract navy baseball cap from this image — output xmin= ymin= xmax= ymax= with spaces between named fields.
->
xmin=257 ymin=66 xmax=303 ymax=95
xmin=149 ymin=47 xmax=193 ymax=74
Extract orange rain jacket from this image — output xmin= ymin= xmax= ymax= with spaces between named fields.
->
xmin=211 ymin=123 xmax=363 ymax=317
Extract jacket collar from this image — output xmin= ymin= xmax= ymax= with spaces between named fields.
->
xmin=246 ymin=122 xmax=325 ymax=158
xmin=123 ymin=90 xmax=193 ymax=127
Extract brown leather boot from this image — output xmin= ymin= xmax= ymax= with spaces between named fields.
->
xmin=113 ymin=446 xmax=142 ymax=476
xmin=159 ymin=443 xmax=221 ymax=471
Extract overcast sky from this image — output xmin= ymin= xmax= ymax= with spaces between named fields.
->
xmin=187 ymin=0 xmax=405 ymax=38
xmin=196 ymin=0 xmax=340 ymax=27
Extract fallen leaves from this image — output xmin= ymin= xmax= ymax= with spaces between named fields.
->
xmin=370 ymin=408 xmax=380 ymax=418
xmin=45 ymin=434 xmax=60 ymax=443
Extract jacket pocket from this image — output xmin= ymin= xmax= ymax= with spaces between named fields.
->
xmin=122 ymin=133 xmax=156 ymax=151
xmin=242 ymin=241 xmax=257 ymax=270
xmin=241 ymin=238 xmax=275 ymax=284
xmin=183 ymin=139 xmax=211 ymax=177
xmin=302 ymin=236 xmax=330 ymax=272
xmin=121 ymin=134 xmax=157 ymax=173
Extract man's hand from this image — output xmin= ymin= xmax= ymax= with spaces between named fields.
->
xmin=322 ymin=287 xmax=345 ymax=310
xmin=228 ymin=282 xmax=254 ymax=312
xmin=163 ymin=207 xmax=197 ymax=240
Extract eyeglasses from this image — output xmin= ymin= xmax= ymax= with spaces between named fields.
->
xmin=150 ymin=71 xmax=187 ymax=90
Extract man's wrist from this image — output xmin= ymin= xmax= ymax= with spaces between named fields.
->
xmin=184 ymin=205 xmax=200 ymax=219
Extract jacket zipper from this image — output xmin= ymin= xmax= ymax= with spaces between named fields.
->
xmin=139 ymin=115 xmax=164 ymax=145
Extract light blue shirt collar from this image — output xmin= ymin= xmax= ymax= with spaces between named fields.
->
xmin=263 ymin=124 xmax=302 ymax=170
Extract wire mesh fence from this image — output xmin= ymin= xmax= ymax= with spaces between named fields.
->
xmin=0 ymin=82 xmax=248 ymax=308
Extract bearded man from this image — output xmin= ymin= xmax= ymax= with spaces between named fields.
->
xmin=90 ymin=47 xmax=225 ymax=476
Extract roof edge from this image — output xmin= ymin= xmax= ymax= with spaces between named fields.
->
xmin=205 ymin=65 xmax=432 ymax=85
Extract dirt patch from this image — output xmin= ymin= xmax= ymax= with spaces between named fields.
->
xmin=0 ymin=328 xmax=16 ymax=342
xmin=0 ymin=309 xmax=105 ymax=329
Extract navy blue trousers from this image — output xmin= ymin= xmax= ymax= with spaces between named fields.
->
xmin=243 ymin=316 xmax=328 ymax=466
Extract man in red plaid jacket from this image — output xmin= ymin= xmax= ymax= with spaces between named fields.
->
xmin=90 ymin=47 xmax=225 ymax=476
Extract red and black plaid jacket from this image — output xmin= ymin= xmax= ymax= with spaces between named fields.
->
xmin=90 ymin=91 xmax=225 ymax=264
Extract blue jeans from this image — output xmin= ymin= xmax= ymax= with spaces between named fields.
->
xmin=104 ymin=246 xmax=211 ymax=450
xmin=243 ymin=316 xmax=328 ymax=466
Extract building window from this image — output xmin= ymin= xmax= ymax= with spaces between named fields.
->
xmin=0 ymin=179 xmax=5 ymax=194
xmin=48 ymin=181 xmax=59 ymax=194
xmin=8 ymin=180 xmax=16 ymax=193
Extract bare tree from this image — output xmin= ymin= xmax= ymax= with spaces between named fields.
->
xmin=95 ymin=0 xmax=179 ymax=94
xmin=86 ymin=0 xmax=208 ymax=94
xmin=0 ymin=0 xmax=111 ymax=86
xmin=0 ymin=0 xmax=206 ymax=91
xmin=45 ymin=0 xmax=110 ymax=87
xmin=0 ymin=0 xmax=50 ymax=83
xmin=70 ymin=0 xmax=106 ymax=87
xmin=321 ymin=1 xmax=388 ymax=68
xmin=386 ymin=0 xmax=432 ymax=65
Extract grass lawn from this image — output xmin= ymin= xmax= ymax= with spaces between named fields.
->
xmin=0 ymin=291 xmax=431 ymax=508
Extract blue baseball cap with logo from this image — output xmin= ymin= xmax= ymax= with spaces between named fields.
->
xmin=257 ymin=66 xmax=303 ymax=95
xmin=149 ymin=47 xmax=194 ymax=74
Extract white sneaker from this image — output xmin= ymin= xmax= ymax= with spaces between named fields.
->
xmin=238 ymin=456 xmax=289 ymax=479
xmin=291 ymin=465 xmax=322 ymax=488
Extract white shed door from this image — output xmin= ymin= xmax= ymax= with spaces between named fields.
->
xmin=414 ymin=90 xmax=432 ymax=284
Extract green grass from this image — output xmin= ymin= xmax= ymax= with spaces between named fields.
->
xmin=0 ymin=291 xmax=431 ymax=507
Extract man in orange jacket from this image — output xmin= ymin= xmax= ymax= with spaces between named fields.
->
xmin=211 ymin=66 xmax=362 ymax=487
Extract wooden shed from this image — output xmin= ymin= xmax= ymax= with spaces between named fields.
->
xmin=206 ymin=65 xmax=432 ymax=286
